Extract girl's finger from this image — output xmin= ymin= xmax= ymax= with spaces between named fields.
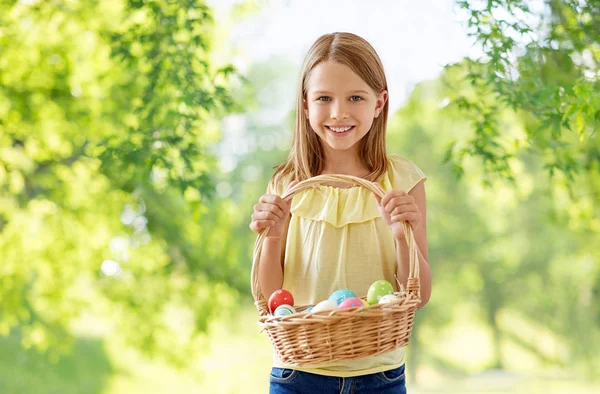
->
xmin=252 ymin=211 xmax=280 ymax=222
xmin=259 ymin=194 xmax=287 ymax=206
xmin=391 ymin=212 xmax=419 ymax=224
xmin=384 ymin=196 xmax=414 ymax=213
xmin=380 ymin=190 xmax=407 ymax=207
xmin=391 ymin=205 xmax=419 ymax=217
xmin=249 ymin=220 xmax=276 ymax=232
xmin=253 ymin=202 xmax=285 ymax=219
xmin=268 ymin=195 xmax=291 ymax=213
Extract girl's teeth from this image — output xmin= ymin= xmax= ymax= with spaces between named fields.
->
xmin=329 ymin=126 xmax=353 ymax=133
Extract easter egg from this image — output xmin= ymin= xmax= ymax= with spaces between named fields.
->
xmin=367 ymin=280 xmax=394 ymax=305
xmin=339 ymin=297 xmax=364 ymax=309
xmin=328 ymin=289 xmax=356 ymax=305
xmin=274 ymin=304 xmax=296 ymax=317
xmin=378 ymin=294 xmax=401 ymax=304
xmin=312 ymin=299 xmax=338 ymax=313
xmin=304 ymin=306 xmax=314 ymax=313
xmin=269 ymin=289 xmax=294 ymax=314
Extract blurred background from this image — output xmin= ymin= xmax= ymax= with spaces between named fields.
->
xmin=0 ymin=0 xmax=599 ymax=393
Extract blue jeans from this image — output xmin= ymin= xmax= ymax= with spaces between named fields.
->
xmin=269 ymin=364 xmax=406 ymax=394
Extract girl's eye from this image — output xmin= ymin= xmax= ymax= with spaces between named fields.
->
xmin=316 ymin=96 xmax=362 ymax=102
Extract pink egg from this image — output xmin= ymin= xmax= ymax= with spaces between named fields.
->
xmin=339 ymin=297 xmax=364 ymax=309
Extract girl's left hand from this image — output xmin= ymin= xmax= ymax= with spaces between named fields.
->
xmin=375 ymin=189 xmax=421 ymax=241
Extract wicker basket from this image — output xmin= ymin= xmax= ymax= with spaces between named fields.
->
xmin=251 ymin=174 xmax=421 ymax=366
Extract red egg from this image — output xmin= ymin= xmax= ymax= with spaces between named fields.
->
xmin=268 ymin=289 xmax=294 ymax=314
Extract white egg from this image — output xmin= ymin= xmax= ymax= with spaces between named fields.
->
xmin=378 ymin=294 xmax=401 ymax=304
xmin=311 ymin=300 xmax=338 ymax=313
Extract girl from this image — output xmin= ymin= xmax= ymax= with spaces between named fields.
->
xmin=249 ymin=32 xmax=432 ymax=394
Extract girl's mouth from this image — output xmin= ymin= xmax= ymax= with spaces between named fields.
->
xmin=326 ymin=126 xmax=355 ymax=136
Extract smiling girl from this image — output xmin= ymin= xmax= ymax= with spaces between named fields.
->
xmin=250 ymin=32 xmax=431 ymax=394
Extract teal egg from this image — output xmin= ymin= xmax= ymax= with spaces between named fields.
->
xmin=274 ymin=304 xmax=296 ymax=317
xmin=328 ymin=289 xmax=356 ymax=305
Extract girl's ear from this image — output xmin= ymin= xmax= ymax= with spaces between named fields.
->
xmin=303 ymin=98 xmax=308 ymax=116
xmin=374 ymin=90 xmax=388 ymax=118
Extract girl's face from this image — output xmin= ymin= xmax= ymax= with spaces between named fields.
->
xmin=305 ymin=61 xmax=387 ymax=155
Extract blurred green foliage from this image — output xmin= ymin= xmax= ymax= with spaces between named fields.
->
xmin=439 ymin=2 xmax=600 ymax=378
xmin=450 ymin=0 xmax=600 ymax=184
xmin=0 ymin=0 xmax=244 ymax=365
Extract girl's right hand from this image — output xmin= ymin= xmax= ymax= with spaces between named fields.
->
xmin=249 ymin=181 xmax=299 ymax=238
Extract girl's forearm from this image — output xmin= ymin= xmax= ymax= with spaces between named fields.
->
xmin=258 ymin=236 xmax=285 ymax=300
xmin=395 ymin=237 xmax=431 ymax=309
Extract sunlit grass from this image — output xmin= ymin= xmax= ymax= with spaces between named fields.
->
xmin=102 ymin=302 xmax=274 ymax=394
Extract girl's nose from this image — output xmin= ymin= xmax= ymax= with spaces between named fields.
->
xmin=330 ymin=101 xmax=349 ymax=120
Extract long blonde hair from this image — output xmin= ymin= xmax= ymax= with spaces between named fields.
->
xmin=269 ymin=32 xmax=390 ymax=192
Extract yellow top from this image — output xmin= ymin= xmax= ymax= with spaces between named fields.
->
xmin=271 ymin=155 xmax=426 ymax=377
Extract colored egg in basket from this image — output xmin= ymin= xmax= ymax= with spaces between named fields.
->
xmin=311 ymin=299 xmax=338 ymax=313
xmin=367 ymin=280 xmax=394 ymax=305
xmin=274 ymin=304 xmax=296 ymax=317
xmin=339 ymin=297 xmax=364 ymax=309
xmin=269 ymin=289 xmax=294 ymax=314
xmin=378 ymin=294 xmax=401 ymax=304
xmin=328 ymin=289 xmax=356 ymax=305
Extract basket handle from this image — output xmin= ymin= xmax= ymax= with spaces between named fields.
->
xmin=250 ymin=174 xmax=421 ymax=315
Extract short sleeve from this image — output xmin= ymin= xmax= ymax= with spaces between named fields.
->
xmin=380 ymin=155 xmax=427 ymax=192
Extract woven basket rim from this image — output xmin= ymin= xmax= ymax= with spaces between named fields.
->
xmin=258 ymin=293 xmax=421 ymax=327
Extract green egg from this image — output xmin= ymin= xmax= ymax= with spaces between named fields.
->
xmin=367 ymin=280 xmax=394 ymax=305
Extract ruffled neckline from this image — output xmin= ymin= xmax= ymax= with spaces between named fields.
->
xmin=291 ymin=183 xmax=380 ymax=227
xmin=288 ymin=155 xmax=426 ymax=228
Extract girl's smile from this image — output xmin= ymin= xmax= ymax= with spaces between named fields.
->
xmin=325 ymin=125 xmax=355 ymax=135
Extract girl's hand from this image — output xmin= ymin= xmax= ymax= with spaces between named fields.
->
xmin=249 ymin=181 xmax=299 ymax=238
xmin=375 ymin=188 xmax=421 ymax=241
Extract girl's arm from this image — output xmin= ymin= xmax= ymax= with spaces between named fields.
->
xmin=395 ymin=180 xmax=432 ymax=309
xmin=258 ymin=213 xmax=291 ymax=299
